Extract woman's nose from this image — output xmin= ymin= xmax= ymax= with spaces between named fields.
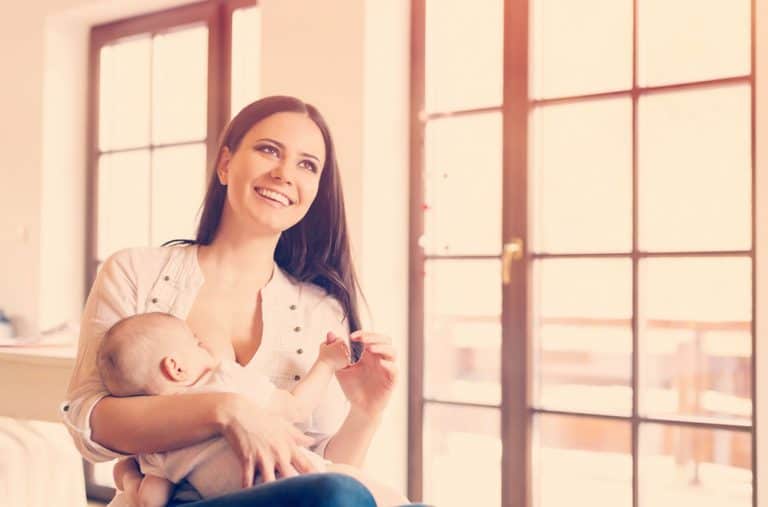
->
xmin=269 ymin=160 xmax=293 ymax=184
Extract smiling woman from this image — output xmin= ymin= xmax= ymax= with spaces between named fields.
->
xmin=63 ymin=96 xmax=406 ymax=506
xmin=216 ymin=112 xmax=326 ymax=233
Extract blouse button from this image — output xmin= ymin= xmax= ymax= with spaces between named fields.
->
xmin=151 ymin=297 xmax=158 ymax=304
xmin=296 ymin=348 xmax=303 ymax=355
xmin=293 ymin=326 xmax=301 ymax=333
xmin=289 ymin=304 xmax=297 ymax=311
xmin=294 ymin=375 xmax=301 ymax=381
xmin=164 ymin=275 xmax=170 ymax=282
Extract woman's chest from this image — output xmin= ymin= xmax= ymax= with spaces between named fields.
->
xmin=182 ymin=283 xmax=320 ymax=383
xmin=185 ymin=284 xmax=262 ymax=365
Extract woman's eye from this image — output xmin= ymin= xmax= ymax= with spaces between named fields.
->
xmin=299 ymin=160 xmax=318 ymax=173
xmin=256 ymin=144 xmax=279 ymax=156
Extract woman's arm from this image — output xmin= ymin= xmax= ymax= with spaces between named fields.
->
xmin=63 ymin=249 xmax=140 ymax=461
xmin=90 ymin=392 xmax=233 ymax=455
xmin=65 ymin=250 xmax=315 ymax=483
xmin=322 ymin=408 xmax=382 ymax=467
xmin=324 ymin=331 xmax=398 ymax=466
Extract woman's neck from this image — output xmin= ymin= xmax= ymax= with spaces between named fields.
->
xmin=200 ymin=213 xmax=280 ymax=290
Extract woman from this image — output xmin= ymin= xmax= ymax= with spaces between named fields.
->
xmin=62 ymin=96 xmax=399 ymax=506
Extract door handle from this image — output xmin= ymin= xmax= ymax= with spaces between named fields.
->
xmin=502 ymin=238 xmax=524 ymax=285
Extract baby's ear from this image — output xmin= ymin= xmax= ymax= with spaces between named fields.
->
xmin=161 ymin=356 xmax=186 ymax=382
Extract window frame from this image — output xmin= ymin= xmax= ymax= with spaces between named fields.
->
xmin=83 ymin=0 xmax=255 ymax=500
xmin=408 ymin=1 xmax=758 ymax=506
xmin=85 ymin=0 xmax=256 ymax=292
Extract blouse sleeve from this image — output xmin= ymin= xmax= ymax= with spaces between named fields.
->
xmin=60 ymin=249 xmax=139 ymax=462
xmin=307 ymin=296 xmax=352 ymax=458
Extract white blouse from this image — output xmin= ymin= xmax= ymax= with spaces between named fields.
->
xmin=61 ymin=244 xmax=351 ymax=463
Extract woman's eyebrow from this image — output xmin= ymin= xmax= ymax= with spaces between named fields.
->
xmin=256 ymin=137 xmax=320 ymax=162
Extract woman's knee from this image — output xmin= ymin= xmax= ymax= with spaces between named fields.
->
xmin=306 ymin=473 xmax=376 ymax=507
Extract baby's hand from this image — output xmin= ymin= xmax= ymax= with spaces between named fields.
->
xmin=318 ymin=334 xmax=350 ymax=371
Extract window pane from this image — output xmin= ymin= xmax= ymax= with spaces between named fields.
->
xmin=533 ymin=259 xmax=632 ymax=415
xmin=151 ymin=144 xmax=207 ymax=245
xmin=152 ymin=25 xmax=208 ymax=144
xmin=423 ymin=404 xmax=500 ymax=507
xmin=638 ymin=85 xmax=751 ymax=252
xmin=534 ymin=414 xmax=632 ymax=507
xmin=424 ymin=113 xmax=502 ymax=256
xmin=97 ymin=151 xmax=150 ymax=260
xmin=639 ymin=258 xmax=752 ymax=424
xmin=531 ymin=0 xmax=632 ymax=99
xmin=99 ymin=37 xmax=151 ymax=151
xmin=638 ymin=0 xmax=751 ymax=86
xmin=425 ymin=260 xmax=501 ymax=405
xmin=425 ymin=0 xmax=503 ymax=112
xmin=639 ymin=425 xmax=751 ymax=507
xmin=531 ymin=98 xmax=632 ymax=253
xmin=231 ymin=6 xmax=262 ymax=118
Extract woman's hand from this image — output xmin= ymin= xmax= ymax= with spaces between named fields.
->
xmin=218 ymin=394 xmax=318 ymax=486
xmin=333 ymin=331 xmax=398 ymax=419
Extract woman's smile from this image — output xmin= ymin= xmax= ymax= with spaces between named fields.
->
xmin=253 ymin=186 xmax=294 ymax=207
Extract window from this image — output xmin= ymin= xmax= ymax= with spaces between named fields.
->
xmin=409 ymin=1 xmax=755 ymax=506
xmin=87 ymin=0 xmax=260 ymax=287
xmin=85 ymin=1 xmax=258 ymax=499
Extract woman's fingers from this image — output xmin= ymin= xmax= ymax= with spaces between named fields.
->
xmin=348 ymin=331 xmax=397 ymax=362
xmin=350 ymin=331 xmax=391 ymax=344
xmin=224 ymin=420 xmax=256 ymax=487
xmin=292 ymin=448 xmax=317 ymax=474
xmin=380 ymin=359 xmax=398 ymax=383
xmin=274 ymin=451 xmax=298 ymax=480
xmin=222 ymin=397 xmax=323 ymax=487
xmin=365 ymin=343 xmax=397 ymax=361
xmin=289 ymin=424 xmax=315 ymax=447
xmin=258 ymin=452 xmax=277 ymax=483
xmin=242 ymin=454 xmax=255 ymax=488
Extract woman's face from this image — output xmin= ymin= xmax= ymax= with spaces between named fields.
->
xmin=218 ymin=112 xmax=327 ymax=235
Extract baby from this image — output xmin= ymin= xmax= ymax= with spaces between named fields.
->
xmin=97 ymin=312 xmax=406 ymax=507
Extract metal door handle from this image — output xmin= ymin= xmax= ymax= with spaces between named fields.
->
xmin=502 ymin=238 xmax=524 ymax=285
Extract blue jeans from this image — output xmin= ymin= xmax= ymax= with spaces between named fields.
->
xmin=167 ymin=473 xmax=376 ymax=507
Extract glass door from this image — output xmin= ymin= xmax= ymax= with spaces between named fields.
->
xmin=410 ymin=1 xmax=755 ymax=506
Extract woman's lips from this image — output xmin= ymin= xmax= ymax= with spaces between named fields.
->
xmin=254 ymin=188 xmax=290 ymax=208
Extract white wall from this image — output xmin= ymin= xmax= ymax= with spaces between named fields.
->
xmin=360 ymin=0 xmax=411 ymax=491
xmin=0 ymin=0 xmax=190 ymax=335
xmin=0 ymin=3 xmax=46 ymax=336
xmin=0 ymin=0 xmax=411 ymax=492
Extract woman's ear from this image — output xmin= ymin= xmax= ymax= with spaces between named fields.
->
xmin=217 ymin=147 xmax=232 ymax=185
xmin=161 ymin=356 xmax=187 ymax=382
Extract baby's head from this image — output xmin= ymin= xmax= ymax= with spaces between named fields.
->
xmin=98 ymin=312 xmax=216 ymax=397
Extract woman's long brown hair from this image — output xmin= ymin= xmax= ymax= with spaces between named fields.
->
xmin=165 ymin=96 xmax=364 ymax=357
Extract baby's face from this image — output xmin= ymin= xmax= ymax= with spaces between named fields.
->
xmin=143 ymin=317 xmax=218 ymax=385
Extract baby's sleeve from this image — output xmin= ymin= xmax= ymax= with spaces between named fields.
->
xmin=218 ymin=360 xmax=277 ymax=408
xmin=60 ymin=250 xmax=138 ymax=462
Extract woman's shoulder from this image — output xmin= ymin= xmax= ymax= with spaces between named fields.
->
xmin=100 ymin=244 xmax=193 ymax=281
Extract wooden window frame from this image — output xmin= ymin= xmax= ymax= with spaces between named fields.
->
xmin=408 ymin=1 xmax=758 ymax=506
xmin=85 ymin=0 xmax=256 ymax=292
xmin=83 ymin=0 xmax=255 ymax=500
